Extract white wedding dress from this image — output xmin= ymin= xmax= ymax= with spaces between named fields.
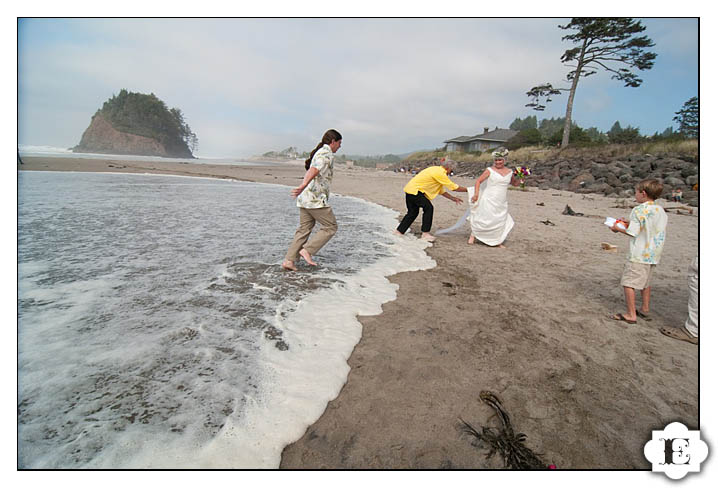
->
xmin=468 ymin=167 xmax=514 ymax=246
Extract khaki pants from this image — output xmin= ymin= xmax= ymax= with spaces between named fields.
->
xmin=285 ymin=206 xmax=338 ymax=262
xmin=684 ymin=256 xmax=699 ymax=337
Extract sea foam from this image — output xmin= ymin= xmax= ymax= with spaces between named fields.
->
xmin=18 ymin=171 xmax=435 ymax=468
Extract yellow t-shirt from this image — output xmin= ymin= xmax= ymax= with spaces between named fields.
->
xmin=403 ymin=166 xmax=459 ymax=200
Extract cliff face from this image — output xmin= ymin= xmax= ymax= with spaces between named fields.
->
xmin=73 ymin=114 xmax=191 ymax=158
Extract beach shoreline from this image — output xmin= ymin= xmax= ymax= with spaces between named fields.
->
xmin=18 ymin=156 xmax=699 ymax=469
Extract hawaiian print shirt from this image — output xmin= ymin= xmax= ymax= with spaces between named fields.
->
xmin=625 ymin=201 xmax=667 ymax=264
xmin=297 ymin=144 xmax=334 ymax=209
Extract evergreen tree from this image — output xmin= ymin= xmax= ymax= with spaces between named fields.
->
xmin=509 ymin=115 xmax=538 ymax=131
xmin=538 ymin=117 xmax=568 ymax=139
xmin=526 ymin=18 xmax=656 ymax=148
xmin=607 ymin=121 xmax=642 ymax=144
xmin=660 ymin=127 xmax=675 ymax=138
xmin=585 ymin=127 xmax=607 ymax=144
xmin=673 ymin=96 xmax=698 ymax=138
xmin=506 ymin=128 xmax=542 ymax=150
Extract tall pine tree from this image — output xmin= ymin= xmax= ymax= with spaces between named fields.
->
xmin=673 ymin=96 xmax=698 ymax=138
xmin=526 ymin=18 xmax=656 ymax=148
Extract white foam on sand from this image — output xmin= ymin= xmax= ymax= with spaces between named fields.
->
xmin=113 ymin=200 xmax=436 ymax=469
xmin=18 ymin=171 xmax=436 ymax=468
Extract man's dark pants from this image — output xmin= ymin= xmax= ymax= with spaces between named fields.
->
xmin=396 ymin=191 xmax=433 ymax=234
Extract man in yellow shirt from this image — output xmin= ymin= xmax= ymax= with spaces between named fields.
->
xmin=394 ymin=158 xmax=467 ymax=242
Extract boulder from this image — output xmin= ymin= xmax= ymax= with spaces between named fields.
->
xmin=586 ymin=182 xmax=614 ymax=195
xmin=605 ymin=174 xmax=622 ymax=187
xmin=634 ymin=161 xmax=652 ymax=178
xmin=591 ymin=162 xmax=610 ymax=179
xmin=681 ymin=165 xmax=698 ymax=178
xmin=569 ymin=172 xmax=595 ymax=192
xmin=664 ymin=176 xmax=686 ymax=187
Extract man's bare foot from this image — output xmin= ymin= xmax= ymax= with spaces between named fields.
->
xmin=420 ymin=233 xmax=436 ymax=242
xmin=393 ymin=230 xmax=403 ymax=236
xmin=468 ymin=235 xmax=475 ymax=244
xmin=299 ymin=249 xmax=318 ymax=266
xmin=281 ymin=260 xmax=297 ymax=271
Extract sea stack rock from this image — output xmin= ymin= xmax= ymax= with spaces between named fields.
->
xmin=73 ymin=89 xmax=197 ymax=158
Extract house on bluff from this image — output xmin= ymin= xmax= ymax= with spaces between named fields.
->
xmin=444 ymin=127 xmax=518 ymax=152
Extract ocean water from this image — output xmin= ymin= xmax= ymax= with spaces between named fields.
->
xmin=17 ymin=170 xmax=434 ymax=468
xmin=17 ymin=144 xmax=282 ymax=166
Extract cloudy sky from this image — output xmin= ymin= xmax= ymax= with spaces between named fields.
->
xmin=18 ymin=17 xmax=698 ymax=158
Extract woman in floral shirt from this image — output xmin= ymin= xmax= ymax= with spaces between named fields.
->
xmin=282 ymin=129 xmax=342 ymax=271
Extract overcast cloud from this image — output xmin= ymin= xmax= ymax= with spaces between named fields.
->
xmin=18 ymin=18 xmax=698 ymax=157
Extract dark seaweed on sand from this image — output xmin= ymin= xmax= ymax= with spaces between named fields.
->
xmin=459 ymin=391 xmax=549 ymax=469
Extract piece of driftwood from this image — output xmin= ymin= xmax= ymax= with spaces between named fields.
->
xmin=459 ymin=391 xmax=549 ymax=469
xmin=562 ymin=205 xmax=584 ymax=216
xmin=664 ymin=205 xmax=694 ymax=215
xmin=601 ymin=242 xmax=617 ymax=252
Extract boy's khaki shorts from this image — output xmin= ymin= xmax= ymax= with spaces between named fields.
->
xmin=620 ymin=261 xmax=655 ymax=290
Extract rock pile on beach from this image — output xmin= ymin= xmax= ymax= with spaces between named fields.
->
xmin=400 ymin=153 xmax=699 ymax=207
xmin=525 ymin=154 xmax=698 ymax=206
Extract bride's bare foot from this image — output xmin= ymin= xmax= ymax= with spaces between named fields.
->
xmin=495 ymin=244 xmax=506 ymax=249
xmin=281 ymin=260 xmax=297 ymax=271
xmin=299 ymin=249 xmax=318 ymax=266
xmin=468 ymin=235 xmax=475 ymax=244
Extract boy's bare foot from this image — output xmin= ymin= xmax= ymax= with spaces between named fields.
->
xmin=299 ymin=249 xmax=318 ymax=266
xmin=468 ymin=235 xmax=475 ymax=244
xmin=420 ymin=233 xmax=436 ymax=242
xmin=281 ymin=260 xmax=297 ymax=271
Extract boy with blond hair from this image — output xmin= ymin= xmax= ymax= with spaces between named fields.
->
xmin=609 ymin=179 xmax=667 ymax=324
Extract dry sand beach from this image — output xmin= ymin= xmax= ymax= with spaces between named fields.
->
xmin=19 ymin=156 xmax=699 ymax=469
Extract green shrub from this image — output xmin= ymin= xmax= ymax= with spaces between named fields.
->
xmin=506 ymin=128 xmax=542 ymax=150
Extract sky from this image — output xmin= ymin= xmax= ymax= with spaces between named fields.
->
xmin=17 ymin=17 xmax=698 ymax=158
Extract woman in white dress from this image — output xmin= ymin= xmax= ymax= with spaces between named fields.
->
xmin=467 ymin=148 xmax=521 ymax=248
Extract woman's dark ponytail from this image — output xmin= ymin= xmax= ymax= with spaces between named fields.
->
xmin=305 ymin=129 xmax=342 ymax=170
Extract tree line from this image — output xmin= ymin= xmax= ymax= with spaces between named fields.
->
xmin=506 ymin=96 xmax=697 ymax=151
xmin=98 ymin=89 xmax=198 ymax=155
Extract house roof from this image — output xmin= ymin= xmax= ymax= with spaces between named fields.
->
xmin=444 ymin=128 xmax=518 ymax=144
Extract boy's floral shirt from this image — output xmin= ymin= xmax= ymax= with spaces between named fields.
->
xmin=297 ymin=144 xmax=334 ymax=209
xmin=625 ymin=201 xmax=668 ymax=264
